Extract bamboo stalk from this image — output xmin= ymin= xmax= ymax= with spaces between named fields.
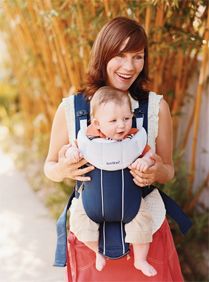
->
xmin=189 ymin=6 xmax=209 ymax=195
xmin=42 ymin=0 xmax=71 ymax=94
xmin=103 ymin=0 xmax=111 ymax=18
xmin=90 ymin=0 xmax=96 ymax=17
xmin=172 ymin=49 xmax=184 ymax=142
xmin=145 ymin=5 xmax=151 ymax=35
xmin=29 ymin=1 xmax=63 ymax=117
xmin=152 ymin=2 xmax=164 ymax=91
xmin=185 ymin=172 xmax=209 ymax=212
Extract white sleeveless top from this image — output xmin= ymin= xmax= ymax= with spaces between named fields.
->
xmin=63 ymin=92 xmax=166 ymax=233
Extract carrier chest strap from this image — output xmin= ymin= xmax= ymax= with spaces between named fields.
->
xmin=134 ymin=99 xmax=148 ymax=132
xmin=74 ymin=93 xmax=90 ymax=135
xmin=76 ymin=110 xmax=88 ymax=130
xmin=133 ymin=101 xmax=144 ymax=129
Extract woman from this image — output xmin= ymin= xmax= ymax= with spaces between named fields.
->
xmin=44 ymin=17 xmax=184 ymax=281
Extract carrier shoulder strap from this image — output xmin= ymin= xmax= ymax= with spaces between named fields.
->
xmin=74 ymin=93 xmax=90 ymax=136
xmin=63 ymin=93 xmax=90 ymax=142
xmin=132 ymin=97 xmax=149 ymax=133
xmin=73 ymin=93 xmax=149 ymax=136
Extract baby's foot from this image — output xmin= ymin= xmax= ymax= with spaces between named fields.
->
xmin=96 ymin=253 xmax=106 ymax=271
xmin=134 ymin=260 xmax=157 ymax=277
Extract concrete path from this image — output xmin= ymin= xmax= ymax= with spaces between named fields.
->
xmin=0 ymin=149 xmax=66 ymax=282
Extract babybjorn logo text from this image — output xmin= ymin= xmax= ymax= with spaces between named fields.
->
xmin=106 ymin=161 xmax=120 ymax=165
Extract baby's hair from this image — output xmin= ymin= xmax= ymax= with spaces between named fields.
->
xmin=90 ymin=86 xmax=132 ymax=118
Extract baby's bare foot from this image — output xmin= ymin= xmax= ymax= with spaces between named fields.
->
xmin=96 ymin=253 xmax=106 ymax=271
xmin=134 ymin=260 xmax=157 ymax=277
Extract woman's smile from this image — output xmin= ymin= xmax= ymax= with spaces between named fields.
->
xmin=116 ymin=72 xmax=133 ymax=79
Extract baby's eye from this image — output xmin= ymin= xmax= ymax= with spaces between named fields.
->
xmin=110 ymin=119 xmax=117 ymax=123
xmin=124 ymin=117 xmax=131 ymax=121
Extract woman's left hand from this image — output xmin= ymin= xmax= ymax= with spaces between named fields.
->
xmin=129 ymin=154 xmax=163 ymax=187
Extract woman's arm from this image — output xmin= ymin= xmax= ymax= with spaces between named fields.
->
xmin=154 ymin=98 xmax=174 ymax=183
xmin=44 ymin=102 xmax=94 ymax=182
xmin=129 ymin=98 xmax=174 ymax=186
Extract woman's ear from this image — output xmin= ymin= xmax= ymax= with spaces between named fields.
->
xmin=92 ymin=118 xmax=100 ymax=130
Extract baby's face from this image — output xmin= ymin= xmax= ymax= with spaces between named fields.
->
xmin=94 ymin=101 xmax=133 ymax=140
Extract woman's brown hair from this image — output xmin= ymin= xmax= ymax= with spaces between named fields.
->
xmin=84 ymin=17 xmax=149 ymax=101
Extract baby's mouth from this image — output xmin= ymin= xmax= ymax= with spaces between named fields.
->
xmin=116 ymin=131 xmax=125 ymax=138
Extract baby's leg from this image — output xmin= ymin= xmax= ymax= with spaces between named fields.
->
xmin=69 ymin=195 xmax=106 ymax=271
xmin=84 ymin=241 xmax=106 ymax=271
xmin=133 ymin=243 xmax=157 ymax=276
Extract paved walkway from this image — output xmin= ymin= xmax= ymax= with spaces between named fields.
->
xmin=0 ymin=149 xmax=66 ymax=282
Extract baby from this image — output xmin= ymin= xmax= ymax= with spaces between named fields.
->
xmin=67 ymin=86 xmax=157 ymax=276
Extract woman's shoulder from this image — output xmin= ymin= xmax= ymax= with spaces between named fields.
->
xmin=52 ymin=100 xmax=66 ymax=120
xmin=148 ymin=91 xmax=163 ymax=114
xmin=149 ymin=91 xmax=163 ymax=102
xmin=50 ymin=95 xmax=76 ymax=137
xmin=149 ymin=91 xmax=169 ymax=113
xmin=62 ymin=94 xmax=75 ymax=106
xmin=147 ymin=92 xmax=169 ymax=151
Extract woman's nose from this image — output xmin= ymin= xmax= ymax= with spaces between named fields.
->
xmin=123 ymin=58 xmax=134 ymax=71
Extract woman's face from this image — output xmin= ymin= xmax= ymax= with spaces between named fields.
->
xmin=106 ymin=40 xmax=144 ymax=91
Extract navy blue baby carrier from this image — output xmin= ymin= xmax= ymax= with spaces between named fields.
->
xmin=54 ymin=93 xmax=192 ymax=267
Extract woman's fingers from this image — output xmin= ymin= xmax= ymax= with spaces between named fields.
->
xmin=130 ymin=169 xmax=151 ymax=179
xmin=133 ymin=178 xmax=146 ymax=187
xmin=59 ymin=144 xmax=71 ymax=158
xmin=75 ymin=165 xmax=95 ymax=176
xmin=74 ymin=175 xmax=92 ymax=182
xmin=67 ymin=159 xmax=95 ymax=181
xmin=57 ymin=145 xmax=95 ymax=181
xmin=130 ymin=169 xmax=154 ymax=186
xmin=150 ymin=153 xmax=163 ymax=163
xmin=133 ymin=177 xmax=149 ymax=187
xmin=129 ymin=153 xmax=163 ymax=187
xmin=66 ymin=158 xmax=88 ymax=168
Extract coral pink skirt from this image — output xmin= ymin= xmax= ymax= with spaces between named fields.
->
xmin=67 ymin=219 xmax=183 ymax=282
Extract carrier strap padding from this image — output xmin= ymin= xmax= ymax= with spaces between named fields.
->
xmin=74 ymin=93 xmax=90 ymax=189
xmin=74 ymin=93 xmax=90 ymax=136
xmin=133 ymin=98 xmax=148 ymax=132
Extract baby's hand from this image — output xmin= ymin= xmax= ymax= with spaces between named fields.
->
xmin=131 ymin=157 xmax=153 ymax=172
xmin=65 ymin=144 xmax=83 ymax=164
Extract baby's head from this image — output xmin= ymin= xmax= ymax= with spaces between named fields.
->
xmin=90 ymin=86 xmax=133 ymax=140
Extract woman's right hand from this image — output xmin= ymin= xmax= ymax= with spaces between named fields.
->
xmin=57 ymin=144 xmax=95 ymax=181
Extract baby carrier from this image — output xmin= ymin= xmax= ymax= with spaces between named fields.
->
xmin=78 ymin=127 xmax=147 ymax=258
xmin=54 ymin=93 xmax=192 ymax=267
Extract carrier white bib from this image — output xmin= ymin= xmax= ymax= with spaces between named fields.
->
xmin=77 ymin=127 xmax=147 ymax=171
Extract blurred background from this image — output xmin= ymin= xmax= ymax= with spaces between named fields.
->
xmin=0 ymin=0 xmax=208 ymax=281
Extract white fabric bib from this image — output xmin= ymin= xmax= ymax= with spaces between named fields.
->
xmin=77 ymin=127 xmax=147 ymax=171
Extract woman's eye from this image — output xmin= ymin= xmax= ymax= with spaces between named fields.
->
xmin=135 ymin=55 xmax=144 ymax=60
